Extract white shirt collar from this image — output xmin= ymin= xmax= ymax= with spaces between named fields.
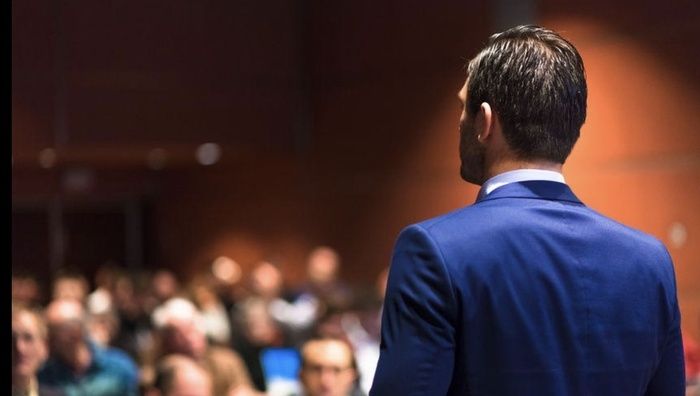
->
xmin=481 ymin=169 xmax=566 ymax=197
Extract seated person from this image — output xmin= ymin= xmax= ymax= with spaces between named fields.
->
xmin=12 ymin=304 xmax=63 ymax=396
xmin=151 ymin=297 xmax=254 ymax=396
xmin=38 ymin=299 xmax=139 ymax=396
xmin=146 ymin=354 xmax=212 ymax=396
xmin=299 ymin=336 xmax=365 ymax=396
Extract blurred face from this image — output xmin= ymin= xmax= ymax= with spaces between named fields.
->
xmin=307 ymin=249 xmax=339 ymax=286
xmin=45 ymin=300 xmax=87 ymax=364
xmin=162 ymin=320 xmax=207 ymax=359
xmin=243 ymin=300 xmax=279 ymax=346
xmin=192 ymin=284 xmax=215 ymax=307
xmin=53 ymin=278 xmax=88 ymax=302
xmin=458 ymin=79 xmax=486 ymax=185
xmin=165 ymin=366 xmax=212 ymax=396
xmin=300 ymin=340 xmax=357 ymax=396
xmin=153 ymin=271 xmax=178 ymax=301
xmin=12 ymin=276 xmax=40 ymax=306
xmin=250 ymin=262 xmax=283 ymax=299
xmin=47 ymin=319 xmax=84 ymax=362
xmin=12 ymin=311 xmax=48 ymax=379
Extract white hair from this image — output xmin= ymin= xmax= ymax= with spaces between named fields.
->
xmin=151 ymin=297 xmax=206 ymax=334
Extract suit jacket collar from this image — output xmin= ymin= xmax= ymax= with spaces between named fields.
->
xmin=475 ymin=180 xmax=583 ymax=205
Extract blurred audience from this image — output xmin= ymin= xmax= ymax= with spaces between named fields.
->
xmin=301 ymin=246 xmax=353 ymax=311
xmin=110 ymin=270 xmax=156 ymax=367
xmin=232 ymin=296 xmax=287 ymax=392
xmin=146 ymin=270 xmax=181 ymax=311
xmin=249 ymin=260 xmax=287 ymax=302
xmin=38 ymin=298 xmax=139 ymax=396
xmin=189 ymin=274 xmax=233 ymax=346
xmin=298 ymin=336 xmax=365 ymax=396
xmin=86 ymin=309 xmax=120 ymax=348
xmin=242 ymin=260 xmax=312 ymax=351
xmin=209 ymin=256 xmax=245 ymax=313
xmin=151 ymin=297 xmax=254 ymax=396
xmin=268 ymin=247 xmax=354 ymax=348
xmin=86 ymin=262 xmax=121 ymax=314
xmin=11 ymin=245 xmax=391 ymax=396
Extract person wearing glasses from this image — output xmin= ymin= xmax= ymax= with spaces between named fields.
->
xmin=299 ymin=337 xmax=365 ymax=396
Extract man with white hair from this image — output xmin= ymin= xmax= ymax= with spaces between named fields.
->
xmin=152 ymin=297 xmax=254 ymax=396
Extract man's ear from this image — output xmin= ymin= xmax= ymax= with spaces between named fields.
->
xmin=475 ymin=102 xmax=493 ymax=143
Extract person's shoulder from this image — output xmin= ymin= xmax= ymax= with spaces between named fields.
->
xmin=95 ymin=345 xmax=140 ymax=381
xmin=390 ymin=206 xmax=485 ymax=263
xmin=37 ymin=357 xmax=65 ymax=384
xmin=397 ymin=203 xmax=492 ymax=244
xmin=586 ymin=207 xmax=668 ymax=251
xmin=38 ymin=383 xmax=67 ymax=396
xmin=406 ymin=204 xmax=479 ymax=232
xmin=99 ymin=345 xmax=137 ymax=364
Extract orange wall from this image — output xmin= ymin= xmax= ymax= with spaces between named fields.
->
xmin=539 ymin=1 xmax=700 ymax=341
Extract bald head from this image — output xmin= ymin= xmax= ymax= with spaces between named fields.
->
xmin=45 ymin=299 xmax=86 ymax=325
xmin=153 ymin=354 xmax=212 ymax=396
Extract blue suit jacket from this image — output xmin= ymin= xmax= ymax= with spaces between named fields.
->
xmin=370 ymin=181 xmax=684 ymax=395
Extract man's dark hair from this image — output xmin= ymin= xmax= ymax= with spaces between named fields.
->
xmin=466 ymin=24 xmax=587 ymax=163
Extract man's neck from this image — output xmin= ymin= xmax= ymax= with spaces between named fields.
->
xmin=484 ymin=158 xmax=562 ymax=182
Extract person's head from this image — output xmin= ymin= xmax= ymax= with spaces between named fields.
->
xmin=236 ymin=297 xmax=282 ymax=346
xmin=306 ymin=246 xmax=340 ymax=287
xmin=52 ymin=271 xmax=89 ymax=303
xmin=150 ymin=354 xmax=213 ymax=396
xmin=12 ymin=305 xmax=48 ymax=384
xmin=249 ymin=261 xmax=283 ymax=300
xmin=299 ymin=337 xmax=358 ymax=396
xmin=459 ymin=24 xmax=587 ymax=184
xmin=12 ymin=274 xmax=42 ymax=307
xmin=86 ymin=310 xmax=119 ymax=347
xmin=152 ymin=270 xmax=180 ymax=303
xmin=44 ymin=298 xmax=89 ymax=364
xmin=152 ymin=298 xmax=208 ymax=359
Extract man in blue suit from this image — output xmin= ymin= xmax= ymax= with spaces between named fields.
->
xmin=370 ymin=25 xmax=684 ymax=395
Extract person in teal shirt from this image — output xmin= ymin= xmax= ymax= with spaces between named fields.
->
xmin=38 ymin=299 xmax=139 ymax=396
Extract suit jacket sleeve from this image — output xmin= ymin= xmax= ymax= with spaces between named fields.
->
xmin=645 ymin=247 xmax=686 ymax=396
xmin=370 ymin=224 xmax=457 ymax=396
